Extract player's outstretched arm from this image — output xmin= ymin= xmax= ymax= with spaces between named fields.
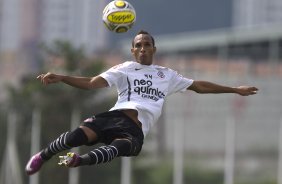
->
xmin=37 ymin=72 xmax=109 ymax=89
xmin=187 ymin=81 xmax=258 ymax=96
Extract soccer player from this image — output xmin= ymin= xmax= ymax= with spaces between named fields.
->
xmin=25 ymin=30 xmax=258 ymax=175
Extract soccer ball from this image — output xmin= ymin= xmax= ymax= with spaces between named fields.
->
xmin=103 ymin=0 xmax=136 ymax=33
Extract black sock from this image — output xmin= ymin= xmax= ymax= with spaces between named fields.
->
xmin=80 ymin=145 xmax=119 ymax=165
xmin=41 ymin=128 xmax=88 ymax=160
xmin=79 ymin=139 xmax=132 ymax=165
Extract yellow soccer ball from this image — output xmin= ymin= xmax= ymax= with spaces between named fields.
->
xmin=103 ymin=0 xmax=136 ymax=33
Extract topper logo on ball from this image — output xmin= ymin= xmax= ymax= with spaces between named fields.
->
xmin=107 ymin=11 xmax=135 ymax=23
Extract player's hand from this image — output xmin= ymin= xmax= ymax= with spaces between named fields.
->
xmin=58 ymin=152 xmax=81 ymax=167
xmin=236 ymin=86 xmax=258 ymax=96
xmin=37 ymin=72 xmax=63 ymax=85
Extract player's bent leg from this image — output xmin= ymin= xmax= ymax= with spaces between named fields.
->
xmin=40 ymin=128 xmax=89 ymax=159
xmin=25 ymin=127 xmax=97 ymax=175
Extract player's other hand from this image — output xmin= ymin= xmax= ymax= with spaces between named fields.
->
xmin=236 ymin=86 xmax=258 ymax=96
xmin=37 ymin=72 xmax=63 ymax=85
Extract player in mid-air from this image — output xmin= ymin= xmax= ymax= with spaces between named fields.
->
xmin=25 ymin=30 xmax=258 ymax=175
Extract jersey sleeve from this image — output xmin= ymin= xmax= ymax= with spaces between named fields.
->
xmin=167 ymin=70 xmax=194 ymax=95
xmin=99 ymin=63 xmax=126 ymax=87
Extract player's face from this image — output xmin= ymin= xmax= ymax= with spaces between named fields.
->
xmin=131 ymin=34 xmax=156 ymax=65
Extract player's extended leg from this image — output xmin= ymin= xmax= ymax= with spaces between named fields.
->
xmin=81 ymin=138 xmax=132 ymax=165
xmin=59 ymin=137 xmax=141 ymax=167
xmin=25 ymin=126 xmax=96 ymax=175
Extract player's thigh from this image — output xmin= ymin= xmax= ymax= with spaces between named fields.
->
xmin=79 ymin=125 xmax=98 ymax=143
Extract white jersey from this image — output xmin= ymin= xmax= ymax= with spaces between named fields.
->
xmin=99 ymin=61 xmax=194 ymax=136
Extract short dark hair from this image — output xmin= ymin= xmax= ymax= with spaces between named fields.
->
xmin=132 ymin=30 xmax=155 ymax=47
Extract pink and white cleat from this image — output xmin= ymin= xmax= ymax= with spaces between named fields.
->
xmin=25 ymin=152 xmax=45 ymax=175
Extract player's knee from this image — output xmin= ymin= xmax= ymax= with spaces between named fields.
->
xmin=111 ymin=139 xmax=131 ymax=156
xmin=66 ymin=128 xmax=88 ymax=147
xmin=111 ymin=138 xmax=142 ymax=156
xmin=79 ymin=126 xmax=98 ymax=142
xmin=130 ymin=138 xmax=143 ymax=156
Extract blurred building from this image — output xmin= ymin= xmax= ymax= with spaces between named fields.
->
xmin=40 ymin=0 xmax=108 ymax=53
xmin=233 ymin=0 xmax=282 ymax=28
xmin=0 ymin=0 xmax=108 ymax=100
xmin=0 ymin=0 xmax=21 ymax=52
xmin=0 ymin=0 xmax=24 ymax=98
xmin=0 ymin=0 xmax=108 ymax=54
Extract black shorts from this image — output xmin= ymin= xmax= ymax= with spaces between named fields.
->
xmin=82 ymin=110 xmax=144 ymax=156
